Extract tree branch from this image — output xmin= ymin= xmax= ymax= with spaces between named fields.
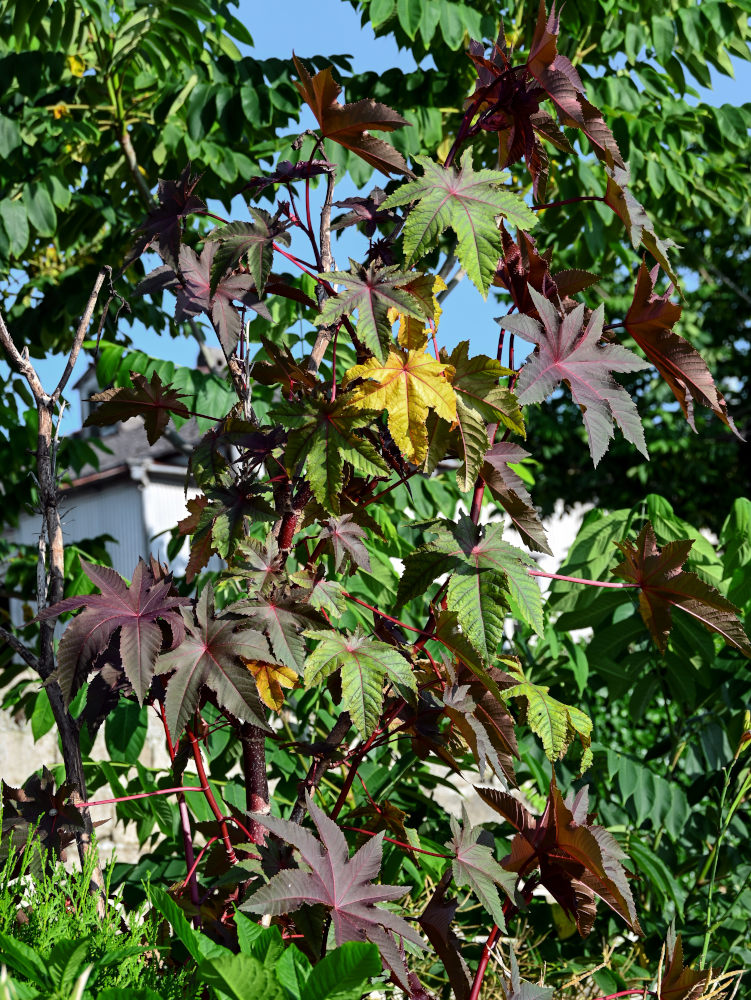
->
xmin=52 ymin=267 xmax=109 ymax=403
xmin=289 ymin=712 xmax=351 ymax=824
xmin=0 ymin=625 xmax=41 ymax=673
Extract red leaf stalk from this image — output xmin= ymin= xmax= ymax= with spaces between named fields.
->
xmin=159 ymin=701 xmax=201 ymax=909
xmin=187 ymin=729 xmax=237 ymax=864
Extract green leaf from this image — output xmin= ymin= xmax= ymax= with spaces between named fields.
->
xmin=304 ymin=627 xmax=416 ymax=736
xmin=0 ymin=114 xmax=22 ymax=158
xmin=402 ymin=517 xmax=543 ymax=659
xmin=0 ymin=199 xmax=29 ymax=257
xmin=501 ymin=662 xmax=593 ymax=770
xmin=381 ymin=152 xmax=537 ymax=297
xmin=276 ymin=946 xmax=311 ymax=1000
xmin=0 ymin=933 xmax=50 ymax=986
xmin=302 ymin=942 xmax=381 ymax=1000
xmin=448 ymin=807 xmax=516 ymax=928
xmin=396 ymin=0 xmax=421 ymax=39
xmin=370 ymin=0 xmax=395 ymax=28
xmin=30 ymin=690 xmax=55 ymax=742
xmin=23 ymin=182 xmax=57 ymax=237
xmin=104 ymin=699 xmax=147 ymax=764
xmin=147 ymin=886 xmax=228 ymax=962
xmin=232 ymin=596 xmax=322 ymax=673
xmin=199 ymin=954 xmax=284 ymax=1000
xmin=651 ymin=15 xmax=675 ymax=64
xmin=627 ymin=838 xmax=686 ymax=919
xmin=207 ymin=210 xmax=288 ymax=297
xmin=317 ymin=262 xmax=434 ymax=362
xmin=274 ymin=398 xmax=388 ymax=514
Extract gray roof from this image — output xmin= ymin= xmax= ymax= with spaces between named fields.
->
xmin=67 ymin=418 xmax=204 ymax=487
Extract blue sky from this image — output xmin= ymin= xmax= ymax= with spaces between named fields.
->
xmin=12 ymin=0 xmax=751 ymax=431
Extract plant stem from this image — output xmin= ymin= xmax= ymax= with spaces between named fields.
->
xmin=527 ymin=569 xmax=638 ymax=588
xmin=700 ymin=768 xmax=751 ymax=965
xmin=330 ymin=729 xmax=380 ymax=821
xmin=289 ymin=712 xmax=352 ymax=824
xmin=76 ymin=787 xmax=204 ymax=807
xmin=340 ymin=826 xmax=452 ymax=858
xmin=240 ymin=722 xmax=269 ymax=845
xmin=187 ymin=729 xmax=237 ymax=864
xmin=467 ymin=924 xmax=500 ymax=1000
xmin=159 ymin=701 xmax=200 ymax=909
xmin=531 ymin=195 xmax=606 ymax=211
xmin=342 ymin=592 xmax=432 ymax=637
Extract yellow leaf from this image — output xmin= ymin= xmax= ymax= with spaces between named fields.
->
xmin=52 ymin=103 xmax=70 ymax=119
xmin=343 ymin=348 xmax=457 ymax=464
xmin=66 ymin=54 xmax=86 ymax=77
xmin=244 ymin=659 xmax=297 ymax=712
xmin=396 ymin=275 xmax=447 ymax=352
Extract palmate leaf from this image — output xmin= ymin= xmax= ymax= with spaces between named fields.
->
xmin=381 ymin=151 xmax=537 ymax=297
xmin=138 ymin=162 xmax=206 ymax=271
xmin=398 ymin=516 xmax=543 ymax=658
xmin=207 ymin=209 xmax=290 ymax=297
xmin=2 ymin=767 xmax=85 ymax=870
xmin=527 ymin=1 xmax=624 ymax=170
xmin=660 ymin=930 xmax=712 ymax=1000
xmin=435 ymin=341 xmax=524 ymax=493
xmin=38 ymin=559 xmax=188 ymax=706
xmin=173 ymin=243 xmax=270 ymax=355
xmin=442 ymin=675 xmax=518 ymax=784
xmin=499 ymin=660 xmax=593 ymax=771
xmin=343 ymin=348 xmax=457 ymax=465
xmin=318 ymin=514 xmax=371 ymax=572
xmin=155 ymin=584 xmax=271 ymax=739
xmin=84 ymin=370 xmax=190 ymax=445
xmin=477 ymin=780 xmax=641 ymax=937
xmin=504 ymin=285 xmax=651 ymax=465
xmin=317 ymin=261 xmax=434 ymax=361
xmin=304 ymin=628 xmax=417 ymax=737
xmin=448 ymin=807 xmax=517 ymax=930
xmin=613 ymin=522 xmax=751 ymax=656
xmin=244 ymin=660 xmax=297 ymax=712
xmin=233 ymin=597 xmax=324 ymax=673
xmin=177 ymin=472 xmax=275 ymax=582
xmin=273 ymin=398 xmax=388 ymax=514
xmin=243 ymin=793 xmax=424 ymax=988
xmin=293 ymin=55 xmax=410 ymax=176
xmin=624 ymin=262 xmax=741 ymax=436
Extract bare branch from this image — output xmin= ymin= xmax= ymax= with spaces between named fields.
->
xmin=120 ymin=128 xmax=154 ymax=207
xmin=52 ymin=268 xmax=109 ymax=403
xmin=0 ymin=625 xmax=42 ymax=674
xmin=307 ymin=168 xmax=338 ymax=374
xmin=0 ymin=311 xmax=46 ymax=403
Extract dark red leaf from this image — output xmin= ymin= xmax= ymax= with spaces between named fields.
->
xmin=613 ymin=522 xmax=751 ymax=656
xmin=624 ymin=261 xmax=742 ymax=437
xmin=243 ymin=793 xmax=424 ymax=988
xmin=174 ymin=243 xmax=270 ymax=355
xmin=155 ymin=584 xmax=271 ymax=739
xmin=660 ymin=930 xmax=712 ymax=1000
xmin=478 ymin=779 xmax=642 ymax=937
xmin=84 ymin=370 xmax=190 ymax=445
xmin=138 ymin=163 xmax=206 ymax=270
xmin=503 ymin=285 xmax=650 ymax=465
xmin=526 ymin=1 xmax=624 ymax=169
xmin=293 ymin=55 xmax=411 ymax=177
xmin=38 ymin=559 xmax=188 ymax=706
